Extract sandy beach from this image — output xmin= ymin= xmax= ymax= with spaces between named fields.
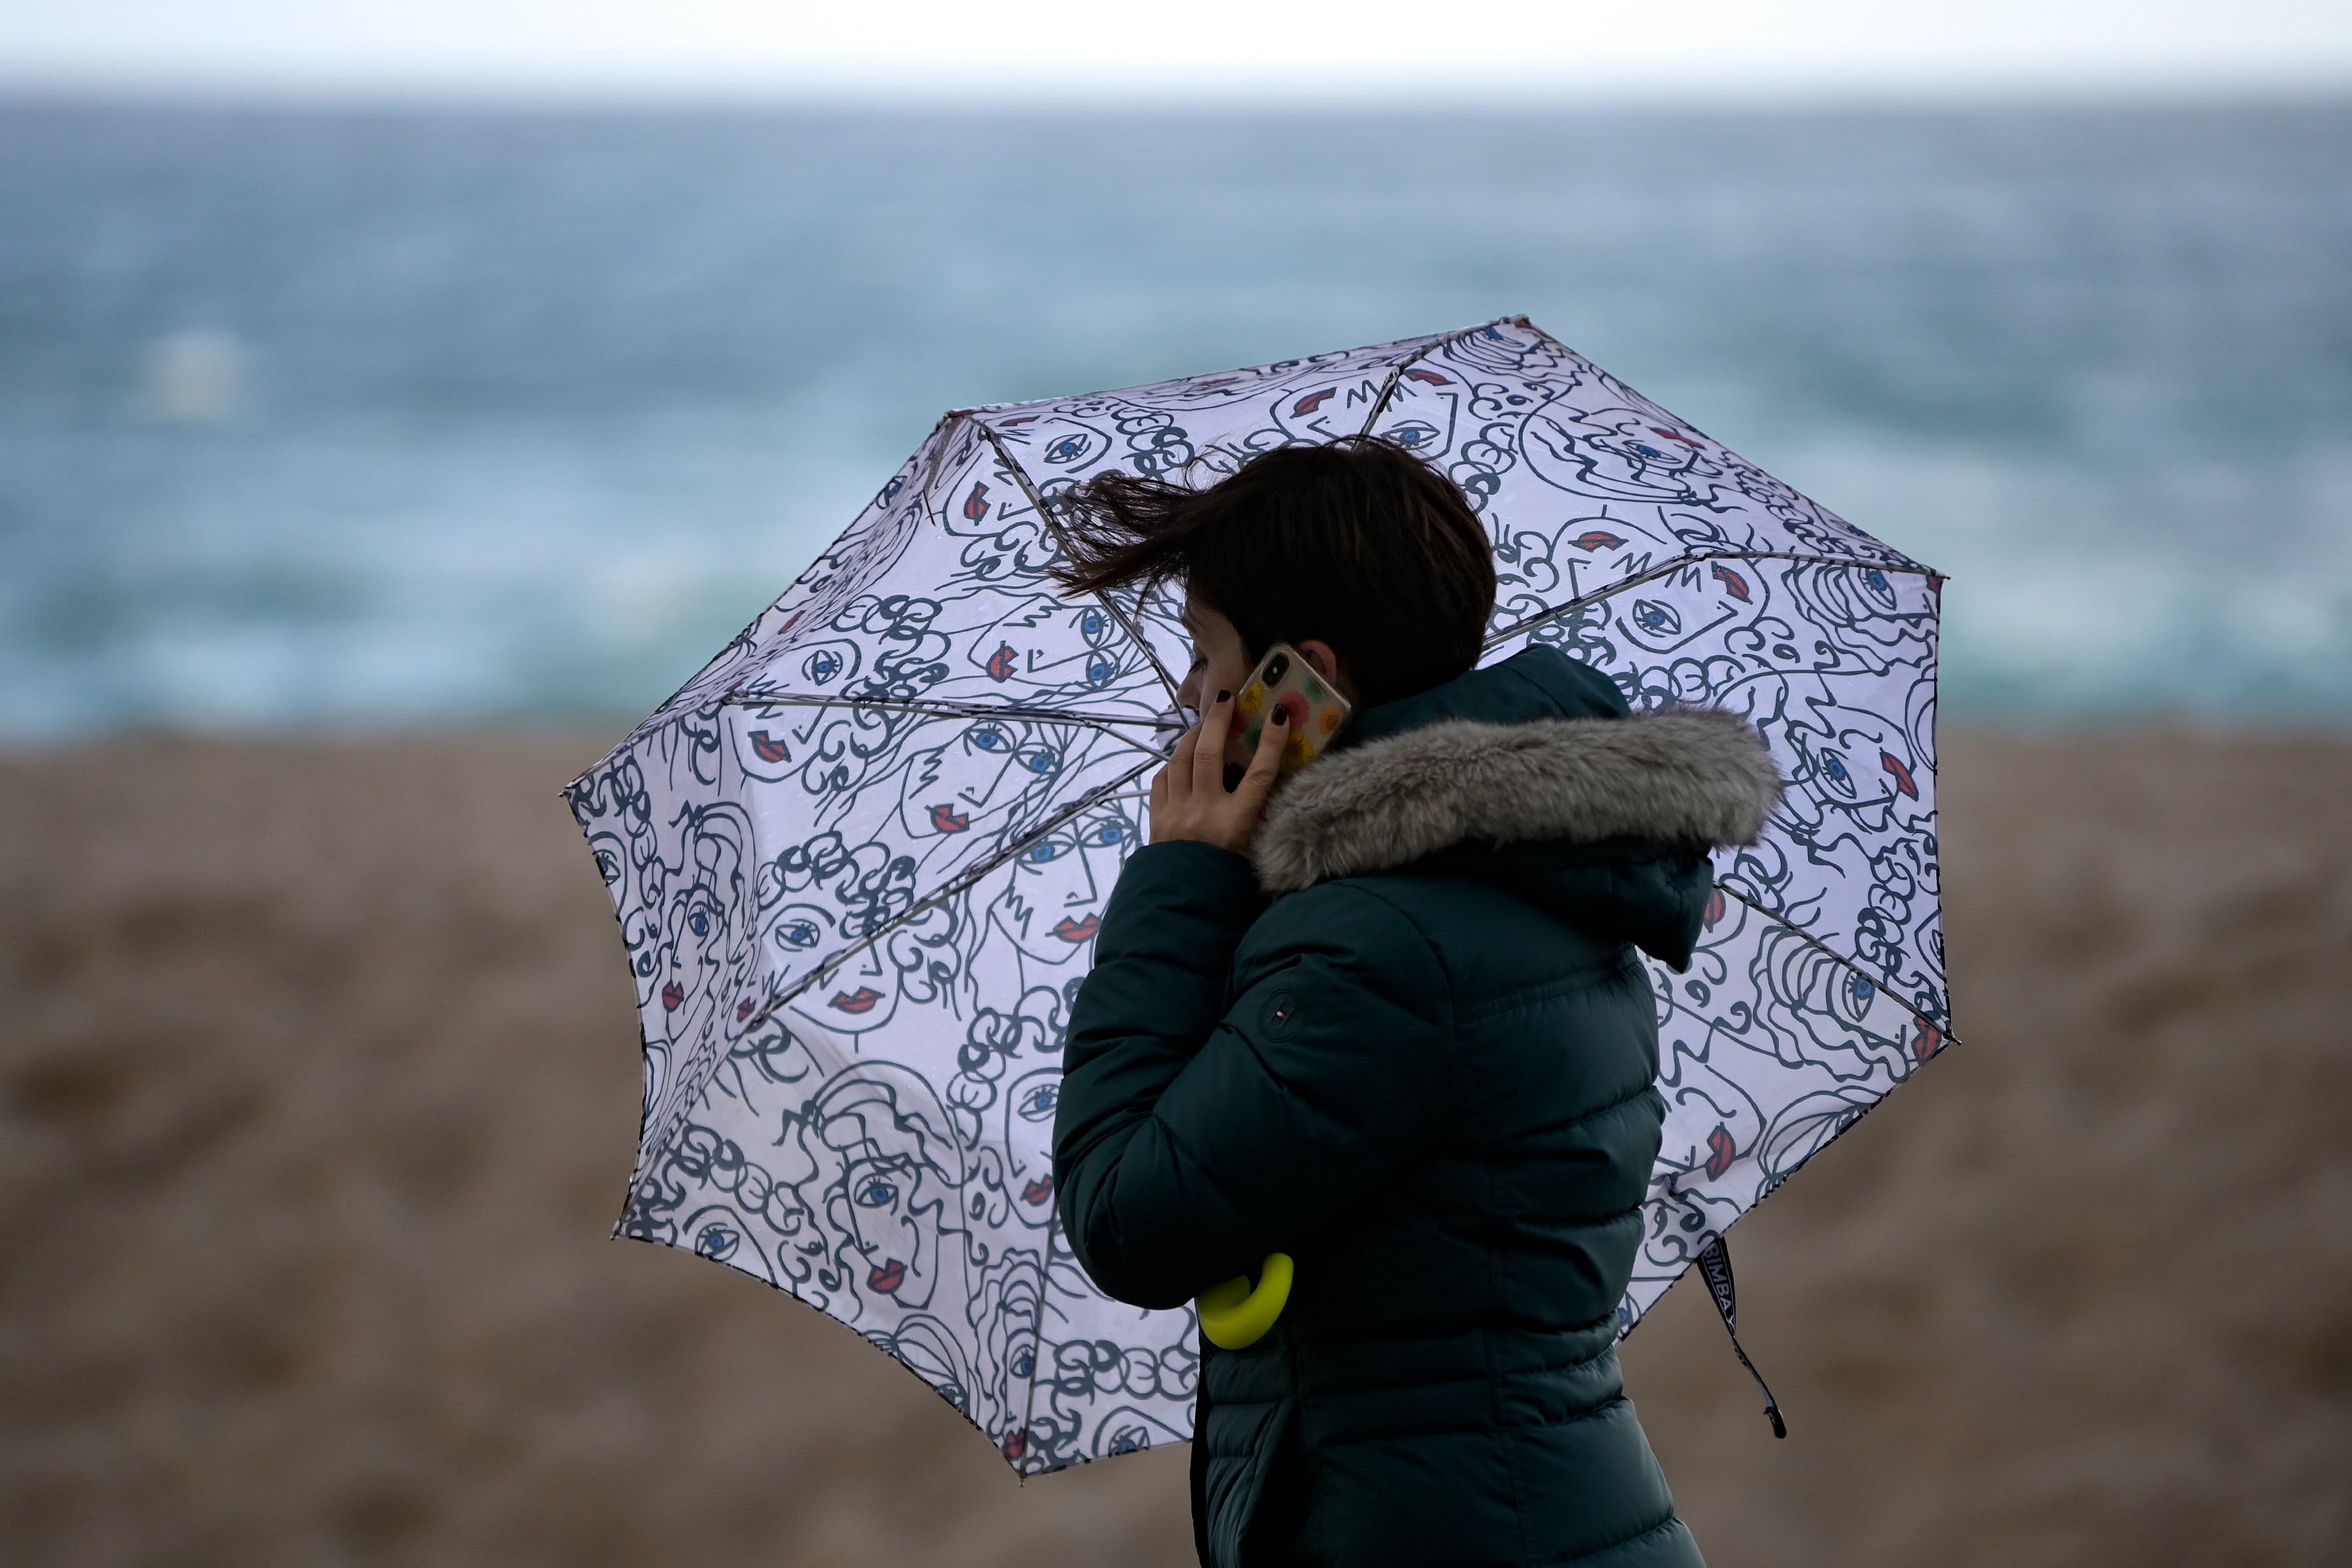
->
xmin=2 ymin=725 xmax=2347 ymax=1567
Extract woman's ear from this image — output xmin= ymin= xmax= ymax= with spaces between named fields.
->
xmin=1294 ymin=639 xmax=1356 ymax=704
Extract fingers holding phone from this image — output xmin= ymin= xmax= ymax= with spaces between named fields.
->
xmin=1148 ymin=689 xmax=1291 ymax=853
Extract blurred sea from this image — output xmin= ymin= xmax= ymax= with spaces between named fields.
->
xmin=1 ymin=98 xmax=2347 ymax=738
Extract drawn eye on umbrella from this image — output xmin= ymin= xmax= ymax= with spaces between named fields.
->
xmin=1780 ymin=562 xmax=1923 ymax=655
xmin=1608 ymin=568 xmax=1752 ymax=659
xmin=587 ymin=831 xmax=624 ymax=888
xmin=1815 ymin=745 xmax=1856 ymax=797
xmin=1624 ymin=597 xmax=1684 ymax=641
xmin=682 ymin=1205 xmax=773 ymax=1281
xmin=1014 ymin=1078 xmax=1058 ymax=1122
xmin=1364 ymin=372 xmax=1460 ymax=459
xmin=1040 ymin=428 xmax=1105 ymax=467
xmin=768 ymin=902 xmax=832 ymax=954
xmin=800 ymin=642 xmax=855 ymax=686
xmin=570 ymin=316 xmax=1947 ymax=1474
xmin=1840 ymin=970 xmax=1879 ymax=1024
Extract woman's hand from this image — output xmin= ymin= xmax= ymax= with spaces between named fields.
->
xmin=1148 ymin=689 xmax=1289 ymax=854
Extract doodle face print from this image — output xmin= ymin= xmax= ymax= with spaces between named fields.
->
xmin=801 ymin=931 xmax=908 ymax=1034
xmin=756 ymin=827 xmax=912 ymax=1015
xmin=651 ymin=805 xmax=755 ymax=1043
xmin=1780 ymin=698 xmax=1928 ymax=824
xmin=887 ymin=718 xmax=1071 ymax=852
xmin=999 ymin=1065 xmax=1062 ymax=1227
xmin=842 ymin=1149 xmax=925 ymax=1300
xmin=803 ymin=1067 xmax=959 ymax=1310
xmin=962 ymin=594 xmax=1133 ymax=697
xmin=986 ymin=806 xmax=1136 ymax=967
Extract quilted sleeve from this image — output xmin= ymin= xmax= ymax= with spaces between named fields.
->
xmin=1055 ymin=870 xmax=1454 ymax=1310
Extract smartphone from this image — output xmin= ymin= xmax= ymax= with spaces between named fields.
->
xmin=1235 ymin=642 xmax=1352 ymax=775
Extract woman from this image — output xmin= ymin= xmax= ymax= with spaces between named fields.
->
xmin=1050 ymin=438 xmax=1780 ymax=1568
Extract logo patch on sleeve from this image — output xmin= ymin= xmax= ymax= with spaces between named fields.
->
xmin=1264 ymin=990 xmax=1301 ymax=1037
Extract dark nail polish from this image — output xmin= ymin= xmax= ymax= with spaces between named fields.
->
xmin=1273 ymin=707 xmax=1289 ymax=725
xmin=1216 ymin=690 xmax=1231 ymax=703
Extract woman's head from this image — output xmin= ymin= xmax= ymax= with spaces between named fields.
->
xmin=1049 ymin=437 xmax=1498 ymax=712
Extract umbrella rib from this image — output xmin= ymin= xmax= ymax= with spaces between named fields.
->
xmin=971 ymin=422 xmax=1186 ymax=714
xmin=1483 ymin=548 xmax=1942 ymax=652
xmin=726 ymin=755 xmax=1162 ymax=1041
xmin=722 ymin=690 xmax=1179 ymax=740
xmin=1354 ymin=318 xmax=1498 ymax=437
xmin=1716 ymin=883 xmax=1956 ymax=1043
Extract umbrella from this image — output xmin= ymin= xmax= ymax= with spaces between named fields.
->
xmin=566 ymin=315 xmax=1948 ymax=1474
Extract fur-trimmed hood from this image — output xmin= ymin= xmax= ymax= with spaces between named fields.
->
xmin=1251 ymin=649 xmax=1783 ymax=897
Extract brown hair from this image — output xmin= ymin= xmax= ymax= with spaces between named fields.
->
xmin=1048 ymin=437 xmax=1497 ymax=710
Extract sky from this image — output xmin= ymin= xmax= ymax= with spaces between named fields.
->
xmin=3 ymin=0 xmax=2351 ymax=102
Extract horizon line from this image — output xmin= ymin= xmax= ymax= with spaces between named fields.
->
xmin=4 ymin=71 xmax=2351 ymax=115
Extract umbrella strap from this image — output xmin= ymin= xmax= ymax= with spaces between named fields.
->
xmin=1698 ymin=1235 xmax=1787 ymax=1439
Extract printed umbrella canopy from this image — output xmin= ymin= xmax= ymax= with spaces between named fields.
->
xmin=566 ymin=317 xmax=1949 ymax=1474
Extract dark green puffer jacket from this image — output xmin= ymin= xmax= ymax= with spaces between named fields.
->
xmin=1053 ymin=647 xmax=1783 ymax=1568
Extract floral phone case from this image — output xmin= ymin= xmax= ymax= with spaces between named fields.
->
xmin=1235 ymin=643 xmax=1352 ymax=775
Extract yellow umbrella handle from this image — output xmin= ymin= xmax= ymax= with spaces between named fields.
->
xmin=1196 ymin=1253 xmax=1294 ymax=1350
